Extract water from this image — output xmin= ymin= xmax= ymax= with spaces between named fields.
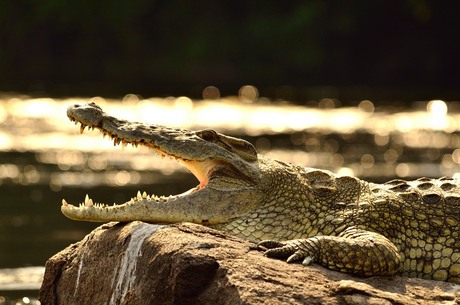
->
xmin=1 ymin=95 xmax=459 ymax=303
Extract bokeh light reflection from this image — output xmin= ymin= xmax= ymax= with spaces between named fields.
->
xmin=202 ymin=86 xmax=220 ymax=100
xmin=427 ymin=100 xmax=448 ymax=130
xmin=238 ymin=85 xmax=259 ymax=103
xmin=1 ymin=95 xmax=460 ymax=187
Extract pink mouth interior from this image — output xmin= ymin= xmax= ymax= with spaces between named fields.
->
xmin=179 ymin=159 xmax=215 ymax=189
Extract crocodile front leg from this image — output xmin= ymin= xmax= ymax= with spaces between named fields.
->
xmin=259 ymin=227 xmax=401 ymax=276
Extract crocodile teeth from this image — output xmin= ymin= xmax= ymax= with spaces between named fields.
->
xmin=80 ymin=124 xmax=86 ymax=134
xmin=137 ymin=191 xmax=143 ymax=200
xmin=62 ymin=199 xmax=68 ymax=206
xmin=85 ymin=194 xmax=94 ymax=207
xmin=142 ymin=191 xmax=147 ymax=199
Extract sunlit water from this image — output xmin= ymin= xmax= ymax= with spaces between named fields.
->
xmin=1 ymin=94 xmax=460 ymax=303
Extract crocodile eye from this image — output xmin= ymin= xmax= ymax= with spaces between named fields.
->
xmin=197 ymin=129 xmax=219 ymax=142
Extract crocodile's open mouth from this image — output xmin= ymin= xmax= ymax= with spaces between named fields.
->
xmin=61 ymin=102 xmax=262 ymax=224
xmin=62 ymin=120 xmax=217 ymax=209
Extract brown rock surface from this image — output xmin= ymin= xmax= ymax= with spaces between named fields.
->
xmin=39 ymin=222 xmax=460 ymax=305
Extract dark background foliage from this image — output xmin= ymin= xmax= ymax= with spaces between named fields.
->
xmin=1 ymin=0 xmax=459 ymax=102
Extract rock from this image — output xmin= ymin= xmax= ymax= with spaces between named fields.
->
xmin=39 ymin=222 xmax=460 ymax=305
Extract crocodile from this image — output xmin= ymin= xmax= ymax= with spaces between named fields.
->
xmin=62 ymin=102 xmax=460 ymax=284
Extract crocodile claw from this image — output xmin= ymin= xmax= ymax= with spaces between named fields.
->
xmin=258 ymin=239 xmax=315 ymax=266
xmin=257 ymin=240 xmax=285 ymax=251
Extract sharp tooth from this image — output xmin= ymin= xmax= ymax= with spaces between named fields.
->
xmin=62 ymin=199 xmax=68 ymax=206
xmin=142 ymin=191 xmax=147 ymax=199
xmin=137 ymin=191 xmax=142 ymax=200
xmin=80 ymin=124 xmax=86 ymax=134
xmin=84 ymin=194 xmax=93 ymax=206
xmin=113 ymin=137 xmax=118 ymax=146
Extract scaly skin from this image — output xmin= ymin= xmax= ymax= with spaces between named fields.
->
xmin=62 ymin=102 xmax=460 ymax=284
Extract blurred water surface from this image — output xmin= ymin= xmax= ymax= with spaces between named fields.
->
xmin=0 ymin=94 xmax=460 ymax=304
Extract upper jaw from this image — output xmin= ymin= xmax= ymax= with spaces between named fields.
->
xmin=68 ymin=103 xmax=231 ymax=161
xmin=66 ymin=102 xmax=260 ymax=175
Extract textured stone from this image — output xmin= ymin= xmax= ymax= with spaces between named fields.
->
xmin=39 ymin=222 xmax=460 ymax=305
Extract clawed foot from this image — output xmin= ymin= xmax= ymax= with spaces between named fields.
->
xmin=257 ymin=239 xmax=315 ymax=266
